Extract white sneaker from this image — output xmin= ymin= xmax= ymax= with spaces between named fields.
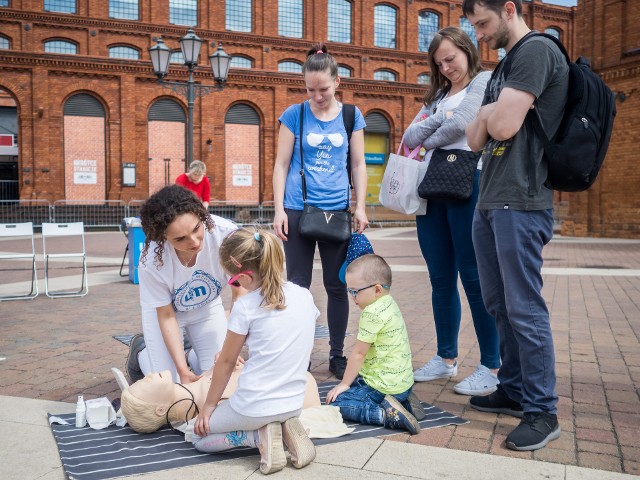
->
xmin=453 ymin=364 xmax=499 ymax=396
xmin=413 ymin=356 xmax=458 ymax=382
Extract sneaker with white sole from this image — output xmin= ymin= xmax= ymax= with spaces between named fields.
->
xmin=282 ymin=417 xmax=315 ymax=469
xmin=413 ymin=356 xmax=457 ymax=382
xmin=257 ymin=422 xmax=287 ymax=475
xmin=454 ymin=364 xmax=499 ymax=396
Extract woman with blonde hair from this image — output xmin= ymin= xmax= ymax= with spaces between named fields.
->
xmin=403 ymin=27 xmax=500 ymax=395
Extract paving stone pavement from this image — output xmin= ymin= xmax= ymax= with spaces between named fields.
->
xmin=1 ymin=227 xmax=639 ymax=476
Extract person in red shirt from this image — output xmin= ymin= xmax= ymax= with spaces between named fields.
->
xmin=176 ymin=160 xmax=210 ymax=209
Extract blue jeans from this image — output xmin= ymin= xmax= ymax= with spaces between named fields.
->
xmin=330 ymin=377 xmax=413 ymax=425
xmin=472 ymin=208 xmax=557 ymax=414
xmin=416 ymin=170 xmax=500 ymax=369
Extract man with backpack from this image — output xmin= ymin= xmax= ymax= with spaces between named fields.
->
xmin=462 ymin=0 xmax=568 ymax=451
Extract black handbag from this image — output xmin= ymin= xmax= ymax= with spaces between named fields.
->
xmin=417 ymin=148 xmax=479 ymax=201
xmin=297 ymin=102 xmax=352 ymax=243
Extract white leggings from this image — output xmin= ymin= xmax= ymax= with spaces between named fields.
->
xmin=138 ymin=301 xmax=227 ymax=382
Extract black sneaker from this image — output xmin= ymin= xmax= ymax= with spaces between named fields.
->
xmin=505 ymin=412 xmax=561 ymax=451
xmin=329 ymin=356 xmax=347 ymax=380
xmin=125 ymin=333 xmax=146 ymax=383
xmin=381 ymin=395 xmax=421 ymax=435
xmin=469 ymin=385 xmax=523 ymax=418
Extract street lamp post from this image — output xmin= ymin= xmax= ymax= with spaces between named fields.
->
xmin=148 ymin=29 xmax=231 ymax=168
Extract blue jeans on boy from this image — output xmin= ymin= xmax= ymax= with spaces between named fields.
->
xmin=330 ymin=377 xmax=412 ymax=425
xmin=416 ymin=170 xmax=500 ymax=368
xmin=472 ymin=208 xmax=557 ymax=414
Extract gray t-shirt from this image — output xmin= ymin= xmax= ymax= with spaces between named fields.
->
xmin=477 ymin=36 xmax=569 ymax=210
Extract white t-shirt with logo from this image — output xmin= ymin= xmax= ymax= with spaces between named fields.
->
xmin=228 ymin=282 xmax=319 ymax=417
xmin=139 ymin=215 xmax=237 ymax=325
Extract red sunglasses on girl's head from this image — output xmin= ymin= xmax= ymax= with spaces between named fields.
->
xmin=228 ymin=270 xmax=253 ymax=287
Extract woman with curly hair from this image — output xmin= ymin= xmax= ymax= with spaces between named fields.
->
xmin=125 ymin=185 xmax=238 ymax=384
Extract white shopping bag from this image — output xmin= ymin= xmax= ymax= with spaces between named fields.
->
xmin=379 ymin=142 xmax=429 ymax=215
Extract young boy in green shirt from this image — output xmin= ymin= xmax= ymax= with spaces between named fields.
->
xmin=325 ymin=254 xmax=420 ymax=434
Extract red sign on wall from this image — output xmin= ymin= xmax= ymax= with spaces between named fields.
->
xmin=0 ymin=135 xmax=14 ymax=147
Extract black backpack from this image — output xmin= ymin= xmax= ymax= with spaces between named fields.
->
xmin=499 ymin=32 xmax=616 ymax=192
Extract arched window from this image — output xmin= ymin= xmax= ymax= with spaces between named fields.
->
xmin=170 ymin=0 xmax=198 ymax=26
xmin=418 ymin=11 xmax=439 ymax=53
xmin=545 ymin=27 xmax=561 ymax=40
xmin=44 ymin=40 xmax=77 ymax=54
xmin=170 ymin=50 xmax=184 ymax=64
xmin=338 ymin=65 xmax=352 ymax=78
xmin=109 ymin=0 xmax=139 ymax=20
xmin=328 ymin=0 xmax=351 ymax=44
xmin=227 ymin=0 xmax=252 ymax=32
xmin=459 ymin=17 xmax=478 ymax=48
xmin=224 ymin=104 xmax=261 ymax=203
xmin=44 ymin=0 xmax=76 ymax=14
xmin=374 ymin=4 xmax=397 ymax=49
xmin=279 ymin=0 xmax=303 ymax=38
xmin=278 ymin=61 xmax=303 ymax=74
xmin=230 ymin=55 xmax=253 ymax=69
xmin=374 ymin=69 xmax=396 ymax=81
xmin=417 ymin=73 xmax=430 ymax=85
xmin=498 ymin=48 xmax=506 ymax=61
xmin=148 ymin=98 xmax=187 ymax=195
xmin=108 ymin=46 xmax=140 ymax=60
xmin=63 ymin=94 xmax=107 ymax=200
xmin=0 ymin=36 xmax=9 ymax=49
xmin=0 ymin=0 xmax=9 ymax=7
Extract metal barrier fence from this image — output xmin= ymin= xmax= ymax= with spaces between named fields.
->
xmin=0 ymin=199 xmax=417 ymax=230
xmin=0 ymin=199 xmax=52 ymax=226
xmin=0 ymin=180 xmax=19 ymax=201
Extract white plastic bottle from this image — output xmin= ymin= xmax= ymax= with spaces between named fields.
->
xmin=75 ymin=395 xmax=87 ymax=428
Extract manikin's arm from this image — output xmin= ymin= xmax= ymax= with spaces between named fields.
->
xmin=194 ymin=330 xmax=246 ymax=436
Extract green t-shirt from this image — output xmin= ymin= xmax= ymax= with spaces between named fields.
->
xmin=357 ymin=295 xmax=414 ymax=395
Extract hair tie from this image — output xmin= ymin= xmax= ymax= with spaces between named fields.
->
xmin=254 ymin=232 xmax=261 ymax=241
xmin=316 ymin=49 xmax=323 ymax=54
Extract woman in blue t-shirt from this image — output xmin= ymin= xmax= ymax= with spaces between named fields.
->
xmin=273 ymin=43 xmax=369 ymax=380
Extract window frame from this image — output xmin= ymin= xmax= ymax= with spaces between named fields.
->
xmin=43 ymin=0 xmax=76 ymax=14
xmin=229 ymin=55 xmax=254 ymax=69
xmin=417 ymin=73 xmax=430 ymax=85
xmin=226 ymin=0 xmax=253 ymax=32
xmin=374 ymin=69 xmax=397 ymax=82
xmin=459 ymin=17 xmax=478 ymax=48
xmin=278 ymin=0 xmax=303 ymax=38
xmin=418 ymin=10 xmax=440 ymax=53
xmin=544 ymin=27 xmax=562 ymax=41
xmin=278 ymin=60 xmax=303 ymax=74
xmin=0 ymin=35 xmax=10 ymax=49
xmin=109 ymin=0 xmax=140 ymax=20
xmin=374 ymin=3 xmax=397 ymax=49
xmin=337 ymin=65 xmax=352 ymax=78
xmin=108 ymin=45 xmax=141 ymax=60
xmin=44 ymin=38 xmax=78 ymax=55
xmin=169 ymin=0 xmax=199 ymax=27
xmin=327 ymin=0 xmax=352 ymax=44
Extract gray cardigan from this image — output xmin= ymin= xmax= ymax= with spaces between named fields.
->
xmin=403 ymin=71 xmax=491 ymax=150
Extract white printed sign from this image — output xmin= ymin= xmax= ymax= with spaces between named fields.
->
xmin=232 ymin=164 xmax=252 ymax=187
xmin=74 ymin=160 xmax=97 ymax=184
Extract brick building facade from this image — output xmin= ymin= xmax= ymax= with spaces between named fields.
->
xmin=0 ymin=1 xmax=596 ymax=225
xmin=560 ymin=0 xmax=639 ymax=238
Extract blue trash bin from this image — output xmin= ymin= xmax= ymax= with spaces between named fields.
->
xmin=127 ymin=221 xmax=146 ymax=284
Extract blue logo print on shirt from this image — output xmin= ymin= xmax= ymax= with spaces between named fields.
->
xmin=173 ymin=270 xmax=221 ymax=312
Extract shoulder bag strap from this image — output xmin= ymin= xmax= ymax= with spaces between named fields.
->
xmin=298 ymin=102 xmax=307 ymax=203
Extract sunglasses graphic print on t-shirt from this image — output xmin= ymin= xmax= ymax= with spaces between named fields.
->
xmin=304 ymin=131 xmax=346 ymax=175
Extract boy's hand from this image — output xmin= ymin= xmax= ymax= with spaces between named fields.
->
xmin=325 ymin=383 xmax=350 ymax=404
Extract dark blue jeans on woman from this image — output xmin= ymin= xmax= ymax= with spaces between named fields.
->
xmin=416 ymin=170 xmax=500 ymax=369
xmin=330 ymin=377 xmax=413 ymax=425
